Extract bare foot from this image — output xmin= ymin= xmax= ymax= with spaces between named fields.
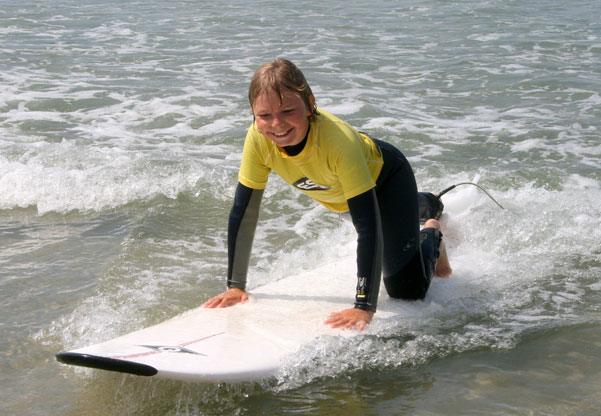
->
xmin=423 ymin=219 xmax=452 ymax=278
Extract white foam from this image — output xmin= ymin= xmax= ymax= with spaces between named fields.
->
xmin=565 ymin=174 xmax=600 ymax=190
xmin=510 ymin=138 xmax=546 ymax=152
xmin=468 ymin=33 xmax=508 ymax=42
xmin=0 ymin=140 xmax=210 ymax=214
xmin=324 ymin=100 xmax=364 ymax=115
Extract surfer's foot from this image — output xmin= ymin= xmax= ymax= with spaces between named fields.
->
xmin=435 ymin=239 xmax=452 ymax=277
xmin=423 ymin=219 xmax=452 ymax=278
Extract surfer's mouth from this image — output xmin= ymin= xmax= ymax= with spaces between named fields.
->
xmin=272 ymin=128 xmax=293 ymax=138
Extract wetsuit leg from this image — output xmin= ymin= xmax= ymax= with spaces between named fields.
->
xmin=418 ymin=227 xmax=441 ymax=285
xmin=372 ymin=139 xmax=441 ymax=300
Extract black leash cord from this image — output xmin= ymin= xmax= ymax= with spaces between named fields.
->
xmin=437 ymin=182 xmax=505 ymax=210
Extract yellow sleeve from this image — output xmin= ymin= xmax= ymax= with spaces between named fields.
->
xmin=238 ymin=124 xmax=271 ymax=190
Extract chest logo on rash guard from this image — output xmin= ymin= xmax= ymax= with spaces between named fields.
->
xmin=293 ymin=177 xmax=331 ymax=191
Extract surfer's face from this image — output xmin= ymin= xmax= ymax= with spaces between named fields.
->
xmin=252 ymin=88 xmax=314 ymax=148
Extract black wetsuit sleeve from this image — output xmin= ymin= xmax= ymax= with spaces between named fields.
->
xmin=347 ymin=188 xmax=383 ymax=312
xmin=227 ymin=182 xmax=264 ymax=289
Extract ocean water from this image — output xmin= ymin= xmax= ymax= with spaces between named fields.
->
xmin=1 ymin=0 xmax=600 ymax=414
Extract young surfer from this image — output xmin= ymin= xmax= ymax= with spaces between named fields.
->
xmin=203 ymin=59 xmax=452 ymax=331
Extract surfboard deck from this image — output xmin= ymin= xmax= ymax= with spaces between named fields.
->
xmin=55 ymin=176 xmax=485 ymax=383
xmin=56 ymin=258 xmax=385 ymax=382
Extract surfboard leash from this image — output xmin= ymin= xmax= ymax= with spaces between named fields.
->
xmin=437 ymin=182 xmax=505 ymax=210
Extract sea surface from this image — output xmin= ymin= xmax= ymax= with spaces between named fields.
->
xmin=1 ymin=0 xmax=601 ymax=415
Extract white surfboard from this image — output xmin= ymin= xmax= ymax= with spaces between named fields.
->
xmin=56 ymin=180 xmax=491 ymax=383
xmin=56 ymin=258 xmax=388 ymax=382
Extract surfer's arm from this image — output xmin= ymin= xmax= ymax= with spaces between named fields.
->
xmin=346 ymin=188 xmax=383 ymax=312
xmin=203 ymin=182 xmax=261 ymax=308
xmin=323 ymin=189 xmax=381 ymax=330
xmin=227 ymin=182 xmax=263 ymax=290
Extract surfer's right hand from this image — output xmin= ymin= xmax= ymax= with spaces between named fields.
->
xmin=202 ymin=288 xmax=249 ymax=308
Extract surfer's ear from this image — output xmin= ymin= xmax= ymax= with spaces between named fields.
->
xmin=308 ymin=95 xmax=318 ymax=120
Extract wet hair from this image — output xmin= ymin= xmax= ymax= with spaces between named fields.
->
xmin=248 ymin=59 xmax=318 ymax=121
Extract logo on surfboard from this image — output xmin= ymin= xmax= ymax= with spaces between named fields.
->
xmin=111 ymin=332 xmax=226 ymax=360
xmin=137 ymin=345 xmax=206 ymax=355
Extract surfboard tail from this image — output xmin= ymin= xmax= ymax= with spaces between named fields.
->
xmin=56 ymin=352 xmax=158 ymax=377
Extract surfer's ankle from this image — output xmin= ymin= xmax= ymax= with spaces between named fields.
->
xmin=434 ymin=239 xmax=452 ymax=278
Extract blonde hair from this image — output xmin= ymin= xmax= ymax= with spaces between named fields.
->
xmin=248 ymin=59 xmax=317 ymax=121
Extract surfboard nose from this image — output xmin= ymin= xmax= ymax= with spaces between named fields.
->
xmin=55 ymin=352 xmax=158 ymax=376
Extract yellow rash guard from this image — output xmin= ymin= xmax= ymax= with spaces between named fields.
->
xmin=238 ymin=109 xmax=384 ymax=213
xmin=228 ymin=111 xmax=440 ymax=312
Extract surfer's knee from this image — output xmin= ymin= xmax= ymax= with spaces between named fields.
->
xmin=383 ymin=254 xmax=430 ymax=301
xmin=384 ymin=273 xmax=428 ymax=300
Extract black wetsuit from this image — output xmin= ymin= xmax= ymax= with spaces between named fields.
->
xmin=227 ymin=138 xmax=441 ymax=312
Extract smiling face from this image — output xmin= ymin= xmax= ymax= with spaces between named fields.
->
xmin=252 ymin=88 xmax=315 ymax=148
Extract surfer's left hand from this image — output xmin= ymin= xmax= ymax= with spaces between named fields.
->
xmin=325 ymin=308 xmax=374 ymax=332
